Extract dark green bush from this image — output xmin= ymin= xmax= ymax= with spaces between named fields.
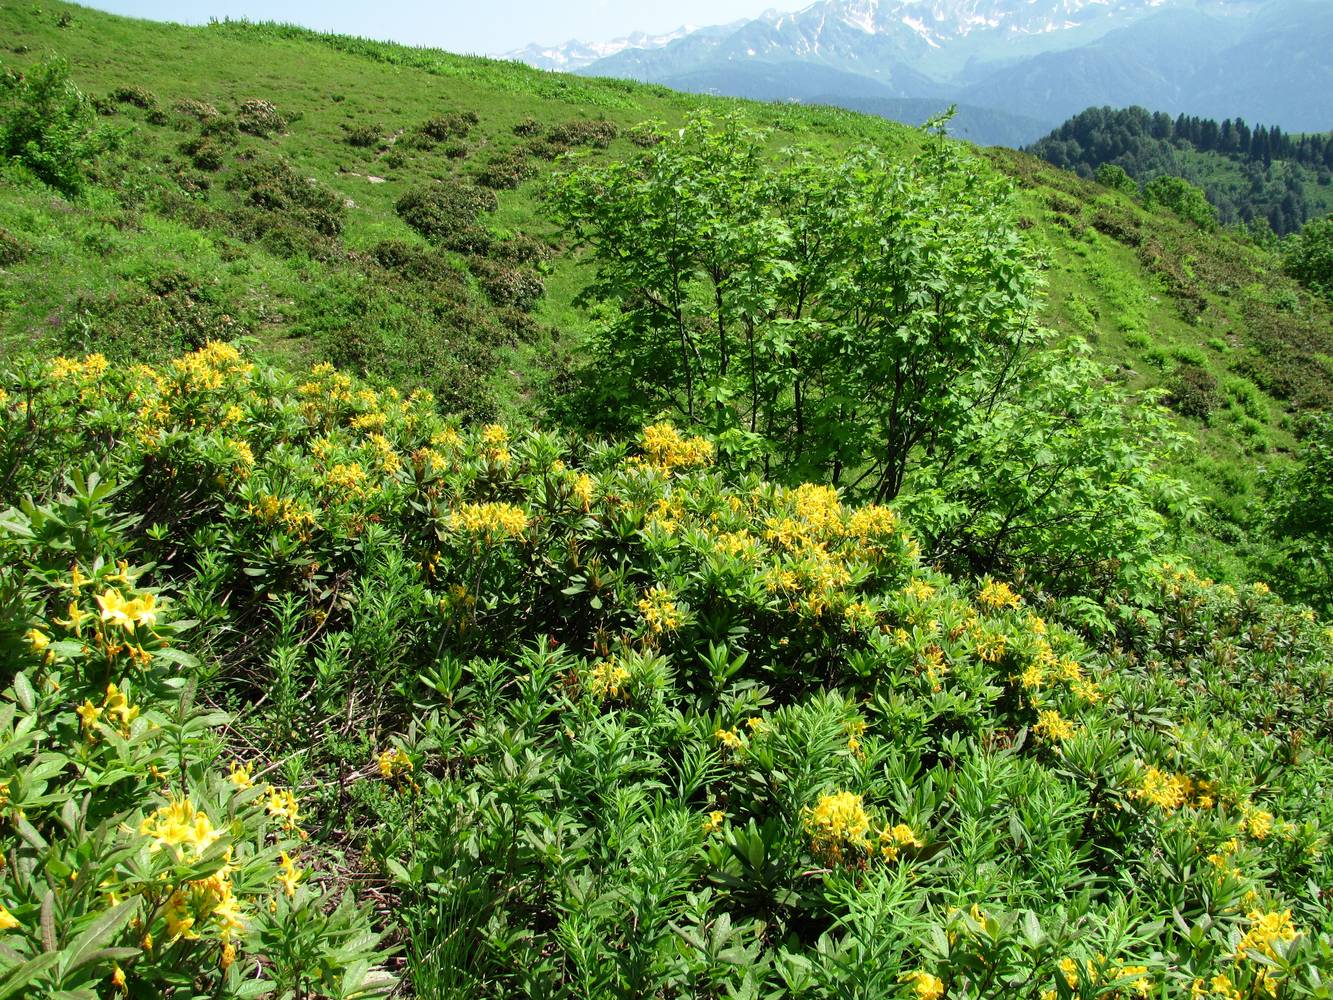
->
xmin=225 ymin=156 xmax=345 ymax=256
xmin=416 ymin=111 xmax=476 ymax=142
xmin=512 ymin=116 xmax=543 ymax=137
xmin=475 ymin=148 xmax=535 ymax=190
xmin=394 ymin=181 xmax=496 ymax=243
xmin=180 ymin=135 xmax=225 ymax=171
xmin=1284 ymin=214 xmax=1333 ymax=301
xmin=1165 ymin=364 xmax=1220 ymax=419
xmin=343 ymin=123 xmax=382 ymax=148
xmin=173 ymin=97 xmax=219 ymax=120
xmin=236 ymin=98 xmax=286 ymax=137
xmin=469 ymin=256 xmax=544 ymax=311
xmin=109 ymin=85 xmax=156 ymax=109
xmin=0 ymin=225 xmax=22 ymax=266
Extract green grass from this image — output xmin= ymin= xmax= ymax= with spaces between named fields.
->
xmin=1 ymin=0 xmax=1331 ymax=588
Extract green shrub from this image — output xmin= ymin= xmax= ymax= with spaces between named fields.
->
xmin=1166 ymin=364 xmax=1220 ymax=419
xmin=1283 ymin=214 xmax=1333 ymax=300
xmin=227 ymin=156 xmax=345 ymax=239
xmin=0 ymin=225 xmax=22 ymax=266
xmin=394 ymin=180 xmax=496 ymax=243
xmin=0 ymin=56 xmax=112 ymax=195
xmin=468 ymin=256 xmax=544 ymax=311
xmin=174 ymin=97 xmax=219 ymax=120
xmin=1142 ymin=175 xmax=1217 ymax=231
xmin=343 ymin=122 xmax=382 ymax=148
xmin=1094 ymin=162 xmax=1137 ymax=196
xmin=109 ymin=84 xmax=156 ymax=109
xmin=236 ymin=98 xmax=286 ymax=137
xmin=475 ymin=148 xmax=536 ymax=189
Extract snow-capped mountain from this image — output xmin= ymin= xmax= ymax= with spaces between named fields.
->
xmin=500 ymin=25 xmax=702 ymax=72
xmin=504 ymin=0 xmax=1329 ymax=141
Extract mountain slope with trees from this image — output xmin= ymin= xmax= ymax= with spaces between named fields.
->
xmin=1028 ymin=105 xmax=1333 ymax=235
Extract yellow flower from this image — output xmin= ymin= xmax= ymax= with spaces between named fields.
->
xmin=1033 ymin=710 xmax=1077 ymax=742
xmin=805 ymin=791 xmax=872 ymax=864
xmin=96 ymin=589 xmax=136 ymax=630
xmin=0 ymin=904 xmax=17 ymax=931
xmin=277 ymin=851 xmax=302 ymax=897
xmin=1242 ymin=804 xmax=1274 ymax=841
xmin=111 ymin=964 xmax=127 ymax=992
xmin=377 ymin=748 xmax=413 ymax=780
xmin=588 ymin=659 xmax=631 ymax=701
xmin=714 ymin=728 xmax=743 ymax=752
xmin=637 ymin=422 xmax=713 ymax=472
xmin=77 ymin=699 xmax=102 ymax=732
xmin=901 ymin=970 xmax=944 ymax=1000
xmin=139 ymin=798 xmax=223 ymax=858
xmin=228 ymin=761 xmax=254 ymax=790
xmin=977 ymin=578 xmax=1021 ymax=611
xmin=25 ymin=629 xmax=50 ymax=652
xmin=450 ymin=502 xmax=530 ymax=541
xmin=702 ymin=810 xmax=724 ymax=834
xmin=637 ymin=585 xmax=681 ymax=634
xmin=265 ymin=786 xmax=301 ymax=830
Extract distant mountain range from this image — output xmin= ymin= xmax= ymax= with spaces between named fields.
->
xmin=501 ymin=0 xmax=1332 ymax=147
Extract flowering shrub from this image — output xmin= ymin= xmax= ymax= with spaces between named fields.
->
xmin=2 ymin=344 xmax=1330 ymax=998
xmin=0 ymin=466 xmax=394 ymax=996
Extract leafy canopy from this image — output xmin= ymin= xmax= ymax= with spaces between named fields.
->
xmin=551 ymin=113 xmax=1188 ymax=596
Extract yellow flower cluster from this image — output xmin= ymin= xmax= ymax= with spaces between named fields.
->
xmin=265 ymin=785 xmax=301 ymax=833
xmin=96 ymin=588 xmax=158 ymax=632
xmin=140 ymin=797 xmax=225 ymax=859
xmin=377 ymin=747 xmax=414 ymax=780
xmin=702 ymin=810 xmax=725 ymax=835
xmin=804 ymin=791 xmax=926 ymax=867
xmin=588 ymin=658 xmax=631 ymax=700
xmin=1032 ymin=709 xmax=1077 ymax=743
xmin=481 ymin=423 xmax=512 ymax=465
xmin=1047 ymin=957 xmax=1154 ymax=999
xmin=901 ymin=970 xmax=944 ymax=1000
xmin=1190 ymin=910 xmax=1301 ymax=998
xmin=637 ymin=585 xmax=681 ymax=634
xmin=1132 ymin=767 xmax=1217 ymax=812
xmin=637 ymin=422 xmax=714 ymax=472
xmin=977 ymin=578 xmax=1022 ymax=611
xmin=450 ymin=502 xmax=530 ymax=541
xmin=247 ymin=494 xmax=317 ymax=541
xmin=805 ymin=791 xmax=872 ymax=864
xmin=76 ymin=682 xmax=140 ymax=738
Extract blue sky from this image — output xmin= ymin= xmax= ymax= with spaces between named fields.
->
xmin=81 ymin=1 xmax=777 ymax=55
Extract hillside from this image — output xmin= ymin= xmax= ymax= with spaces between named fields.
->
xmin=1 ymin=2 xmax=1332 ymax=998
xmin=0 ymin=1 xmax=1329 ymax=596
xmin=1029 ymin=106 xmax=1333 ymax=235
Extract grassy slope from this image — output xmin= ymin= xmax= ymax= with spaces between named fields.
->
xmin=2 ymin=0 xmax=1331 ymax=585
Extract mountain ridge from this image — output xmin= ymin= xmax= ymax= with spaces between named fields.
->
xmin=508 ymin=0 xmax=1327 ymax=142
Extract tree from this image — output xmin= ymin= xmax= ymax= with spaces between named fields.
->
xmin=1283 ymin=213 xmax=1333 ymax=300
xmin=1142 ymin=175 xmax=1218 ymax=230
xmin=1264 ymin=412 xmax=1333 ymax=613
xmin=552 ymin=113 xmax=1185 ymax=595
xmin=0 ymin=56 xmax=111 ymax=195
xmin=1095 ymin=163 xmax=1137 ymax=196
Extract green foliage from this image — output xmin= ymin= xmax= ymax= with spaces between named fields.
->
xmin=1284 ymin=214 xmax=1333 ymax=300
xmin=3 ymin=345 xmax=1329 ymax=997
xmin=1143 ymin=175 xmax=1219 ymax=231
xmin=0 ymin=464 xmax=395 ymax=996
xmin=552 ymin=114 xmax=1186 ymax=595
xmin=0 ymin=55 xmax=110 ymax=194
xmin=1094 ymin=162 xmax=1136 ymax=195
xmin=1264 ymin=412 xmax=1333 ymax=614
